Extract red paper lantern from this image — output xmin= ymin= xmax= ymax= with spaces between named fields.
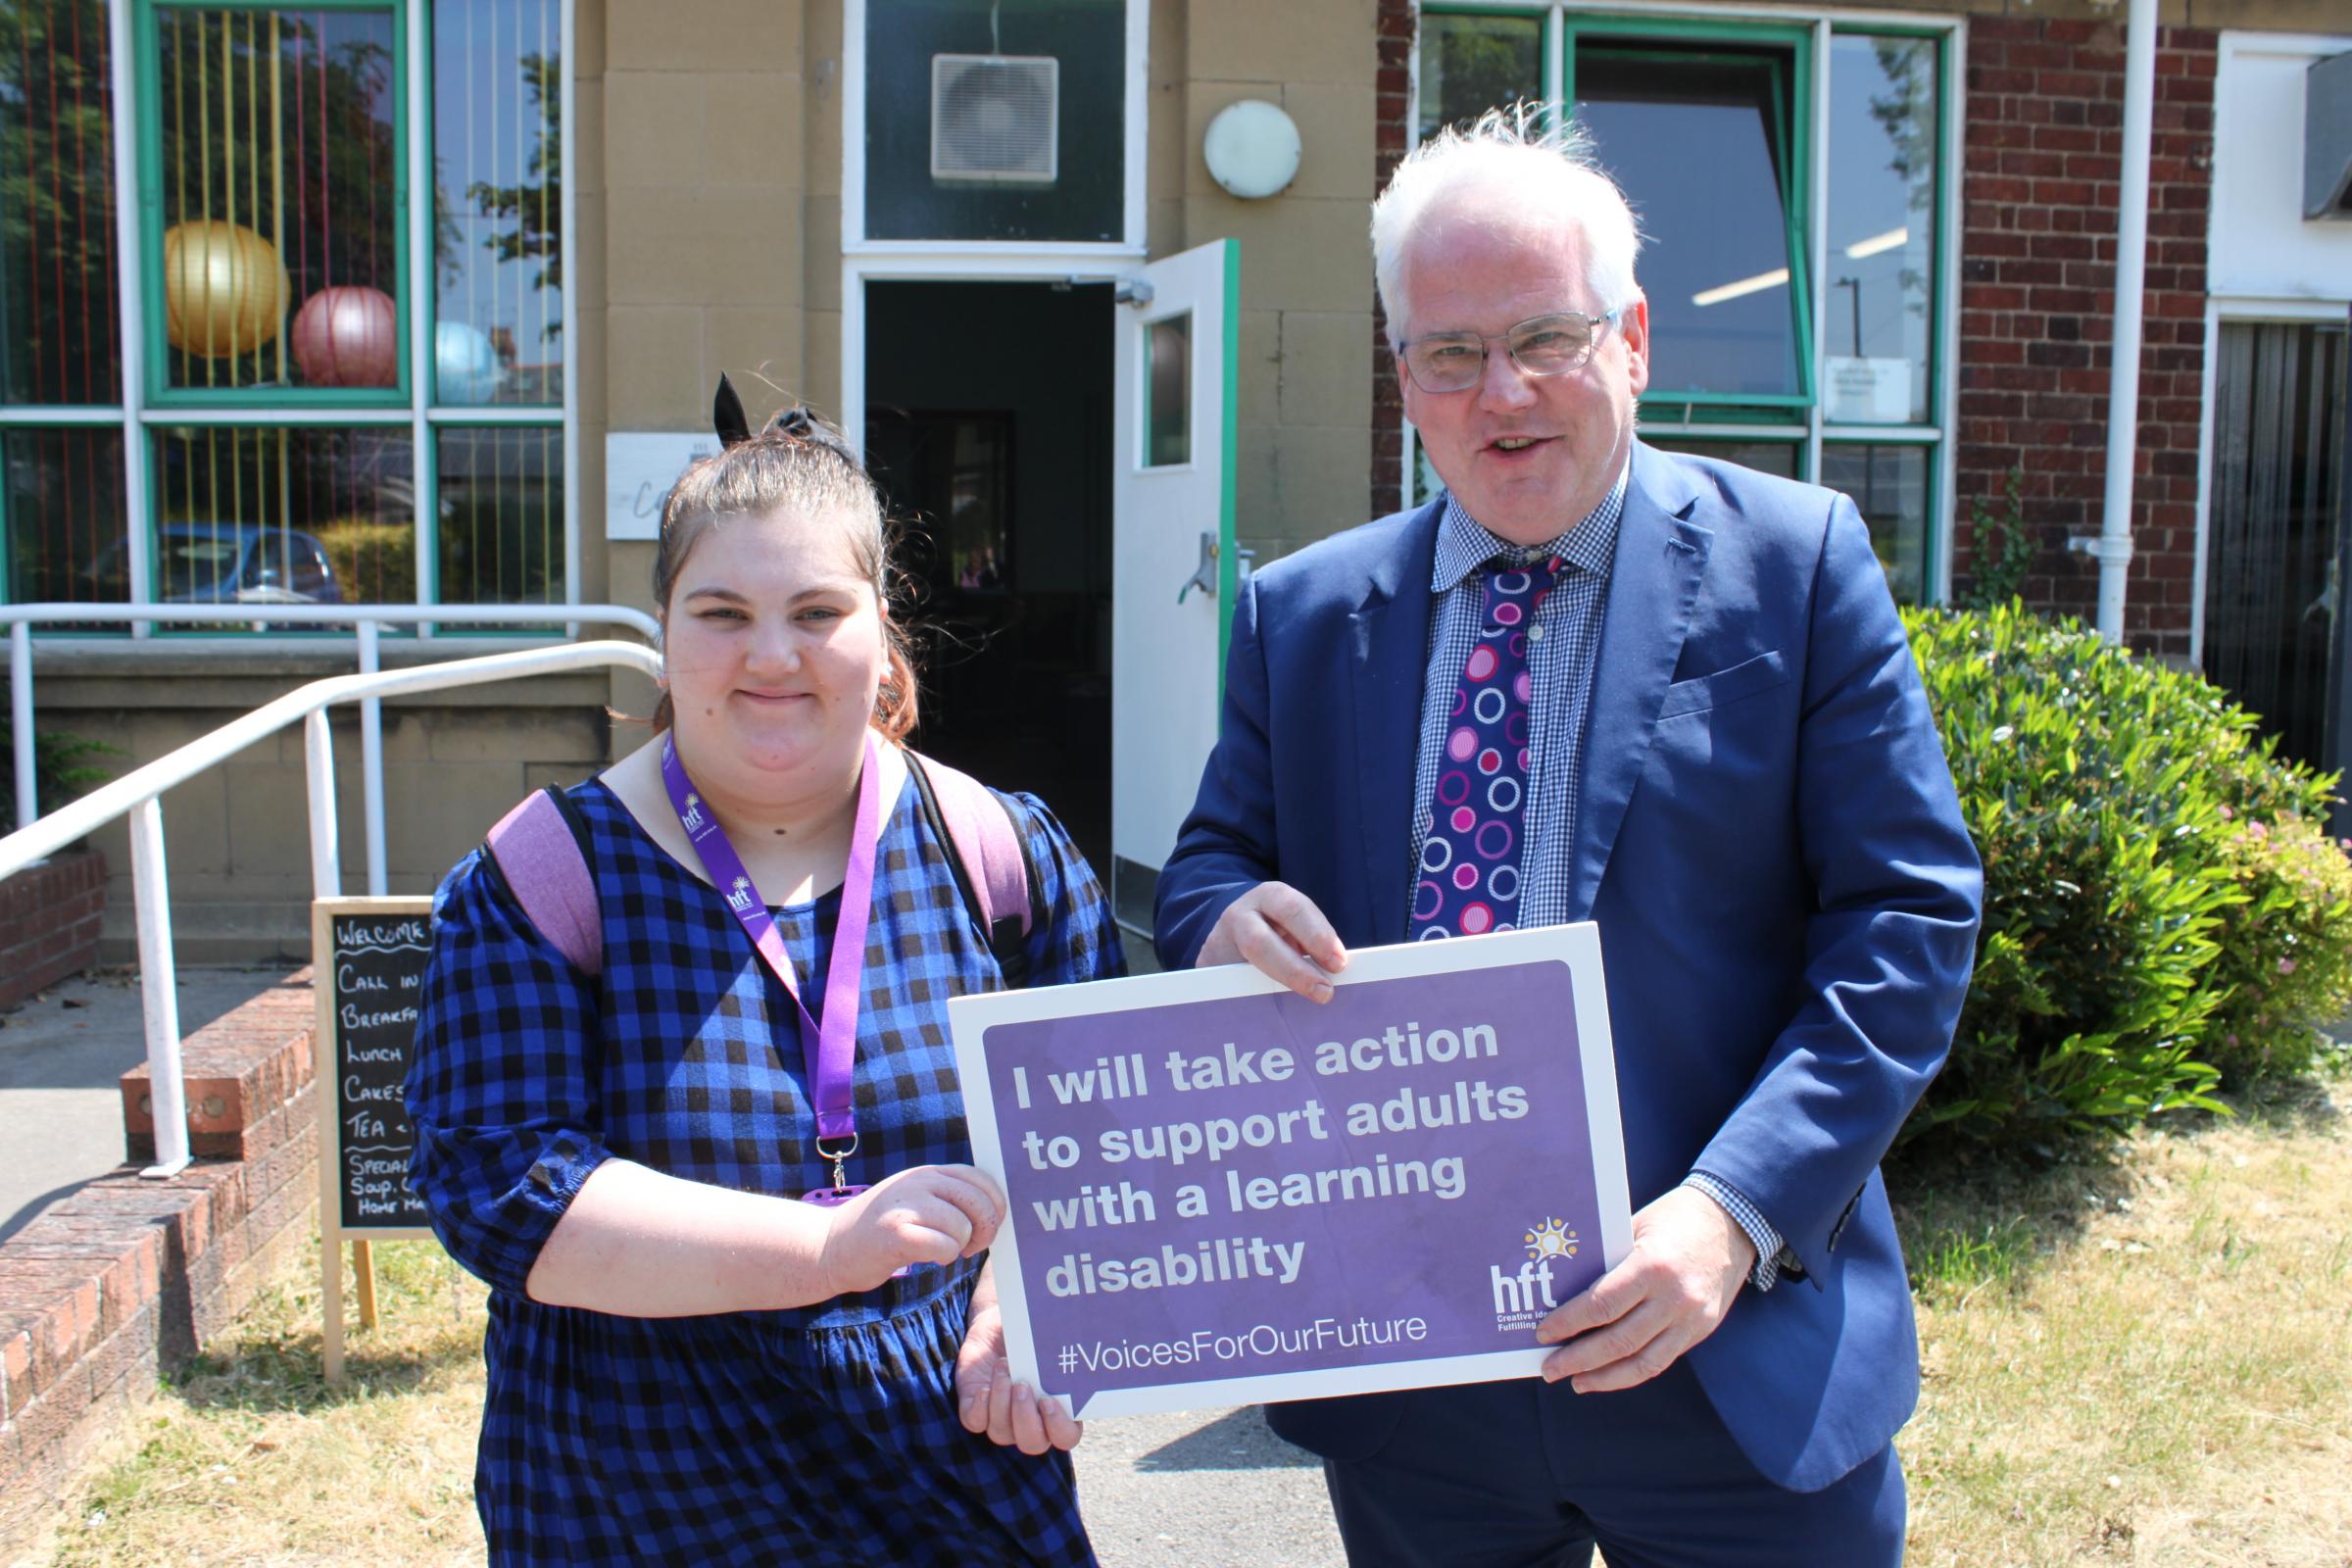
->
xmin=290 ymin=285 xmax=400 ymax=388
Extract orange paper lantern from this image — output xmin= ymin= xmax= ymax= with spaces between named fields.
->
xmin=291 ymin=284 xmax=399 ymax=387
xmin=161 ymin=220 xmax=288 ymax=359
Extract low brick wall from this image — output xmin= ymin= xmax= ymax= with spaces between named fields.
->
xmin=0 ymin=972 xmax=318 ymax=1554
xmin=0 ymin=850 xmax=107 ymax=1010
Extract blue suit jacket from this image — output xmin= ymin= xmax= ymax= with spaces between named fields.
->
xmin=1154 ymin=441 xmax=1983 ymax=1493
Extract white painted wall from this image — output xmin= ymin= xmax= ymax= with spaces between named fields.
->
xmin=2210 ymin=32 xmax=2352 ymax=303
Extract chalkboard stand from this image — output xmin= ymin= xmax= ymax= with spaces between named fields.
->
xmin=314 ymin=896 xmax=438 ymax=1385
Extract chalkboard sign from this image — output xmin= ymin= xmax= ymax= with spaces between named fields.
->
xmin=313 ymin=898 xmax=437 ymax=1235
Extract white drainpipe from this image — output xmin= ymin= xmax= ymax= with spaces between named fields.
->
xmin=2084 ymin=0 xmax=2161 ymax=642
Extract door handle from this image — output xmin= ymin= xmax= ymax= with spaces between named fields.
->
xmin=1177 ymin=530 xmax=1218 ymax=605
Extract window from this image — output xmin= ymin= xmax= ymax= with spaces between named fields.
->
xmin=1409 ymin=8 xmax=1954 ymax=604
xmin=859 ymin=0 xmax=1130 ymax=245
xmin=0 ymin=0 xmax=569 ymax=624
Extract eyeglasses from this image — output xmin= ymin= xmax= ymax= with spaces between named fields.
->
xmin=1396 ymin=309 xmax=1622 ymax=394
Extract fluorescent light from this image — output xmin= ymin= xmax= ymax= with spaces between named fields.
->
xmin=1843 ymin=226 xmax=1909 ymax=260
xmin=1691 ymin=268 xmax=1789 ymax=308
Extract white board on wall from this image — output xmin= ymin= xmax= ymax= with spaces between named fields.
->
xmin=605 ymin=432 xmax=720 ymax=540
xmin=2211 ymin=33 xmax=2352 ymax=303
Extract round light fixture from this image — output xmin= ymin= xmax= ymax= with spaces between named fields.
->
xmin=1203 ymin=100 xmax=1301 ymax=201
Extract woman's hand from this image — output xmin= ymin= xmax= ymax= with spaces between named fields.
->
xmin=956 ymin=1262 xmax=1084 ymax=1453
xmin=816 ymin=1164 xmax=1006 ymax=1298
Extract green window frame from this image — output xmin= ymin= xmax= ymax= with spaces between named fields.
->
xmin=1410 ymin=4 xmax=1958 ymax=606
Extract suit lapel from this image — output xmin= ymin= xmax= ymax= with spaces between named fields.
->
xmin=1350 ymin=499 xmax=1444 ymax=947
xmin=1569 ymin=444 xmax=1713 ymax=920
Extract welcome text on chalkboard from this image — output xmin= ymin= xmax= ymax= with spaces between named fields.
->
xmin=327 ymin=910 xmax=435 ymax=1229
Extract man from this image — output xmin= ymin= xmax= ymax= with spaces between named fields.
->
xmin=1153 ymin=107 xmax=1983 ymax=1566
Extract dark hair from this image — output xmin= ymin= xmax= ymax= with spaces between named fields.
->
xmin=650 ymin=408 xmax=919 ymax=743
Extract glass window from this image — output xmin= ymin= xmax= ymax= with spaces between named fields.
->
xmin=1146 ymin=313 xmax=1191 ymax=467
xmin=1575 ymin=39 xmax=1805 ymax=400
xmin=0 ymin=0 xmax=122 ymax=406
xmin=433 ymin=0 xmax=563 ymax=406
xmin=1642 ymin=437 xmax=1801 ymax=481
xmin=1418 ymin=13 xmax=1544 ymax=143
xmin=436 ymin=424 xmax=563 ymax=608
xmin=1822 ymin=443 xmax=1930 ymax=606
xmin=147 ymin=424 xmax=413 ymax=610
xmin=863 ymin=0 xmax=1125 ymax=243
xmin=154 ymin=8 xmax=402 ymax=395
xmin=1826 ymin=35 xmax=1937 ymax=425
xmin=5 ymin=426 xmax=127 ymax=603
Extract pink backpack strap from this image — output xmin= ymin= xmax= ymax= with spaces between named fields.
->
xmin=913 ymin=752 xmax=1034 ymax=940
xmin=485 ymin=788 xmax=603 ymax=976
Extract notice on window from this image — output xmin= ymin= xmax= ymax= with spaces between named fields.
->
xmin=948 ymin=926 xmax=1633 ymax=1421
xmin=1825 ymin=356 xmax=1914 ymax=424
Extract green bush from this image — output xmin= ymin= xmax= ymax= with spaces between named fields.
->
xmin=2202 ymin=807 xmax=2352 ymax=1081
xmin=0 ymin=718 xmax=119 ymax=825
xmin=313 ymin=515 xmax=417 ymax=606
xmin=1900 ymin=602 xmax=2352 ymax=1157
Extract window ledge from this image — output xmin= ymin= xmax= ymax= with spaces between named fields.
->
xmin=4 ymin=636 xmax=645 ymax=711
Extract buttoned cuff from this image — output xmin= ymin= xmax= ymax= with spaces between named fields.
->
xmin=1682 ymin=1172 xmax=1791 ymax=1292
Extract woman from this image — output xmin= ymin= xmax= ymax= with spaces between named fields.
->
xmin=406 ymin=388 xmax=1118 ymax=1566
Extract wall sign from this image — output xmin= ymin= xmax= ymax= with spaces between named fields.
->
xmin=606 ymin=431 xmax=720 ymax=540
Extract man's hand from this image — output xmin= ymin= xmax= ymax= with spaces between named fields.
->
xmin=1535 ymin=1186 xmax=1756 ymax=1393
xmin=1197 ymin=881 xmax=1348 ymax=1002
xmin=956 ymin=1263 xmax=1083 ymax=1454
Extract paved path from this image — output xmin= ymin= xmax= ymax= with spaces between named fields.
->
xmin=0 ymin=966 xmax=296 ymax=1243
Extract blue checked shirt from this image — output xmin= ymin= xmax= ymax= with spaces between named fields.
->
xmin=1409 ymin=467 xmax=1789 ymax=1291
xmin=407 ymin=776 xmax=1119 ymax=1566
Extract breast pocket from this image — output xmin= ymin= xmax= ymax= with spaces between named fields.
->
xmin=1655 ymin=648 xmax=1789 ymax=721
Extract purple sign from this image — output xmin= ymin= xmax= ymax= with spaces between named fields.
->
xmin=950 ymin=928 xmax=1633 ymax=1420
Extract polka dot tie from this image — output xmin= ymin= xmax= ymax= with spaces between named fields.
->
xmin=1409 ymin=553 xmax=1563 ymax=941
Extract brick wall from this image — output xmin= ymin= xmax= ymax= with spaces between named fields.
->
xmin=1369 ymin=0 xmax=1412 ymax=521
xmin=0 ymin=977 xmax=318 ymax=1554
xmin=0 ymin=850 xmax=106 ymax=1010
xmin=1955 ymin=18 xmax=2218 ymax=658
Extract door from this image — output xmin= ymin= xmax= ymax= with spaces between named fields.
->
xmin=1109 ymin=239 xmax=1239 ymax=935
xmin=2203 ymin=317 xmax=2349 ymax=803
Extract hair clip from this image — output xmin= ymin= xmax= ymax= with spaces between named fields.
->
xmin=712 ymin=373 xmax=753 ymax=448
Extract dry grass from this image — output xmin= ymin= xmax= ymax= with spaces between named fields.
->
xmin=20 ymin=1241 xmax=491 ymax=1568
xmin=1894 ymin=1075 xmax=2352 ymax=1567
xmin=16 ymin=1076 xmax=2351 ymax=1567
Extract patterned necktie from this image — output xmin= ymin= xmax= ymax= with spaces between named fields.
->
xmin=1410 ymin=553 xmax=1563 ymax=940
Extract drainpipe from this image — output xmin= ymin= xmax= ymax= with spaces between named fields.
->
xmin=2082 ymin=0 xmax=2161 ymax=643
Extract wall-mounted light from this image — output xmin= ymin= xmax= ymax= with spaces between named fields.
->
xmin=1203 ymin=100 xmax=1301 ymax=200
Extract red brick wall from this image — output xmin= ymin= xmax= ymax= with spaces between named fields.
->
xmin=1364 ymin=12 xmax=2221 ymax=655
xmin=1956 ymin=18 xmax=2217 ymax=656
xmin=0 ymin=977 xmax=318 ymax=1554
xmin=0 ymin=850 xmax=106 ymax=1009
xmin=1371 ymin=0 xmax=1414 ymax=520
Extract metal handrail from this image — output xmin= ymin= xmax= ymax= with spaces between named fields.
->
xmin=6 ymin=605 xmax=661 ymax=877
xmin=0 ymin=638 xmax=662 ymax=1177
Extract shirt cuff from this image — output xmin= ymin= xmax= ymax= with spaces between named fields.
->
xmin=1682 ymin=1172 xmax=1790 ymax=1292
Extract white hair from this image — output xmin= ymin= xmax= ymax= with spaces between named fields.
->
xmin=1370 ymin=103 xmax=1643 ymax=344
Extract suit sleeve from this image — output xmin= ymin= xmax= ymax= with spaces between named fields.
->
xmin=1153 ymin=570 xmax=1281 ymax=969
xmin=1690 ymin=495 xmax=1983 ymax=1275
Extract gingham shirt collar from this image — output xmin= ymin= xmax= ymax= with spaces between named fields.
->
xmin=1430 ymin=459 xmax=1632 ymax=592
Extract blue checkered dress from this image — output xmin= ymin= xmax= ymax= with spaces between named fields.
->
xmin=407 ymin=773 xmax=1124 ymax=1567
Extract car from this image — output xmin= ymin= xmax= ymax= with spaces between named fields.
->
xmin=85 ymin=525 xmax=343 ymax=607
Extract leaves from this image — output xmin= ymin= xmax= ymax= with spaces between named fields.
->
xmin=1899 ymin=603 xmax=2348 ymax=1162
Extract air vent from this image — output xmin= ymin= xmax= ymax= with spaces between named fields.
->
xmin=931 ymin=54 xmax=1058 ymax=185
xmin=2306 ymin=51 xmax=2352 ymax=220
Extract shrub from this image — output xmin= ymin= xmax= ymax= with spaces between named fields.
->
xmin=1902 ymin=604 xmax=2230 ymax=1156
xmin=1900 ymin=603 xmax=2352 ymax=1158
xmin=0 ymin=717 xmax=120 ymax=825
xmin=313 ymin=515 xmax=417 ymax=605
xmin=2201 ymin=808 xmax=2352 ymax=1081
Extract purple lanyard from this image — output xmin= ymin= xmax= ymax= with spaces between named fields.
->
xmin=662 ymin=728 xmax=884 ymax=1190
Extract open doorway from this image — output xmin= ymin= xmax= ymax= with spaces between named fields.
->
xmin=864 ymin=280 xmax=1117 ymax=869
